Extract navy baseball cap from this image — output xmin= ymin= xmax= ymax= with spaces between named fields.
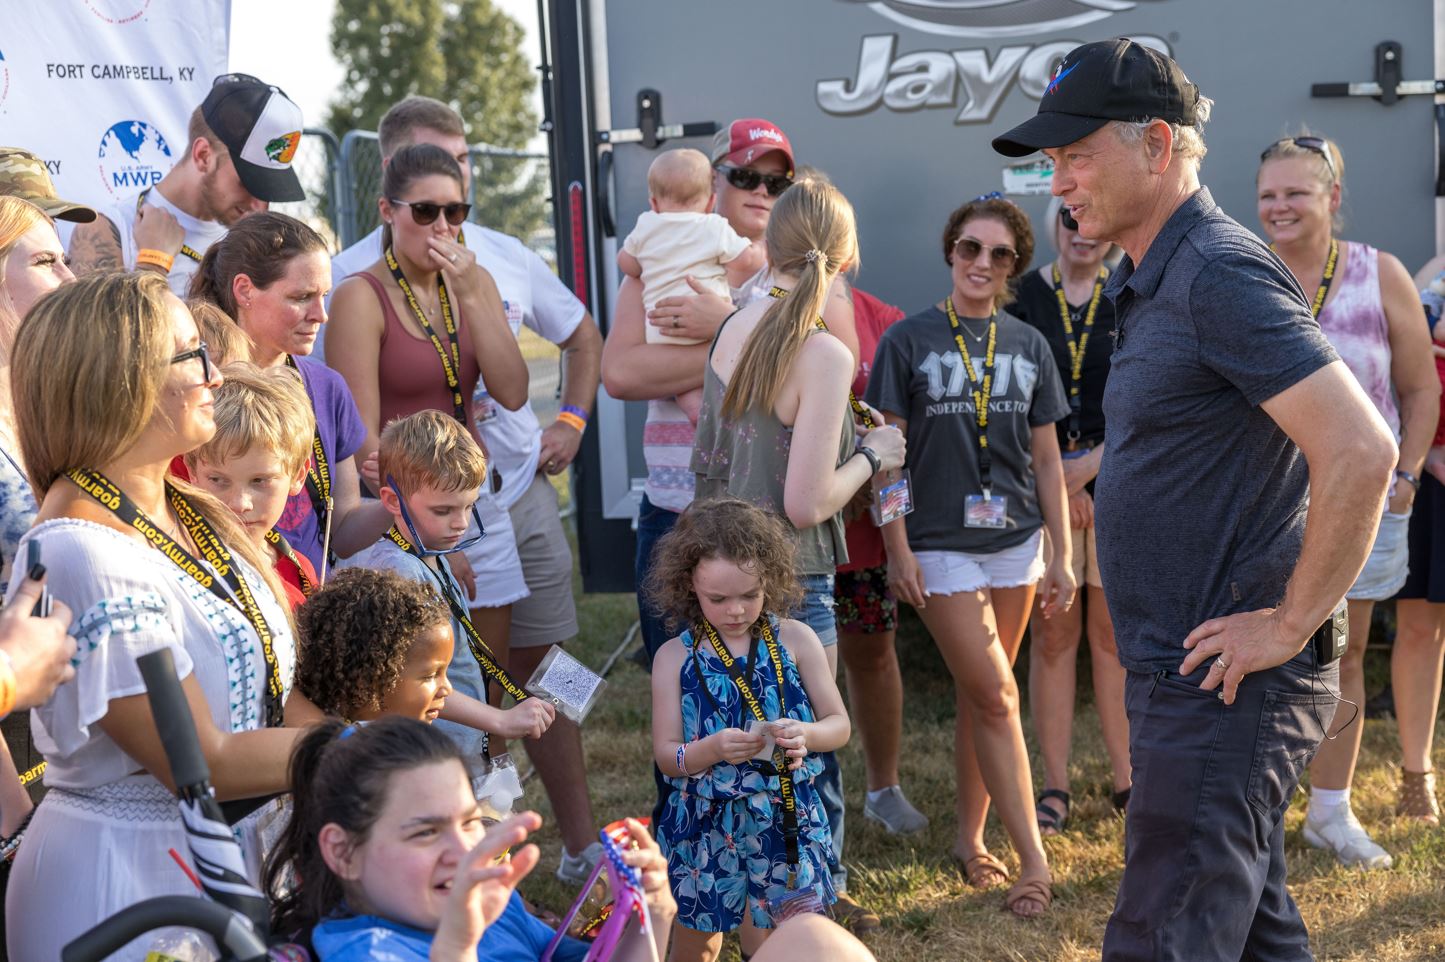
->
xmin=992 ymin=39 xmax=1201 ymax=157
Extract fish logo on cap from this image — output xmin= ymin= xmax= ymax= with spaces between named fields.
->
xmin=265 ymin=131 xmax=301 ymax=165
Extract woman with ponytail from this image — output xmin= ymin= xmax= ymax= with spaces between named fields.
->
xmin=190 ymin=211 xmax=391 ymax=575
xmin=4 ymin=273 xmax=303 ymax=959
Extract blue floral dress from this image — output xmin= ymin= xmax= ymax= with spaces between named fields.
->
xmin=658 ymin=618 xmax=836 ymax=931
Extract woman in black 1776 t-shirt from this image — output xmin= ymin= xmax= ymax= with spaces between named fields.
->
xmin=865 ymin=194 xmax=1072 ymax=918
xmin=1007 ymin=196 xmax=1130 ymax=838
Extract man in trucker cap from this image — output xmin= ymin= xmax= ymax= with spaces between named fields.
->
xmin=994 ymin=39 xmax=1395 ymax=960
xmin=67 ymin=72 xmax=305 ymax=296
xmin=0 ymin=148 xmax=97 ymax=223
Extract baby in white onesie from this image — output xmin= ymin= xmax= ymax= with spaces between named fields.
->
xmin=618 ymin=148 xmax=763 ymax=422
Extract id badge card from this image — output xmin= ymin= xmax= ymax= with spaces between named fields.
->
xmin=745 ymin=718 xmax=778 ymax=761
xmin=869 ymin=469 xmax=914 ymax=526
xmin=964 ymin=493 xmax=1008 ymax=529
xmin=767 ymin=883 xmax=828 ymax=924
xmin=473 ymin=389 xmax=499 ymax=425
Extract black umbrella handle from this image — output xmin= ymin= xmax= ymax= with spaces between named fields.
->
xmin=137 ymin=648 xmax=212 ymax=794
xmin=60 ymin=895 xmax=268 ymax=962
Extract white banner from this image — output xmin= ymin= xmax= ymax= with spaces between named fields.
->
xmin=0 ymin=0 xmax=231 ymax=211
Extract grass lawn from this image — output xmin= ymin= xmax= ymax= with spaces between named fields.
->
xmin=507 ymin=515 xmax=1445 ymax=961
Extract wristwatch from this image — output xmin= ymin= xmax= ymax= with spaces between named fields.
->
xmin=855 ymin=445 xmax=881 ymax=476
xmin=1395 ymin=469 xmax=1421 ymax=492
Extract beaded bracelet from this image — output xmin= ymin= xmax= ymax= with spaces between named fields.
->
xmin=675 ymin=742 xmax=691 ymax=777
xmin=555 ymin=410 xmax=587 ymax=433
xmin=135 ymin=248 xmax=175 ymax=272
xmin=0 ymin=649 xmax=15 ymax=720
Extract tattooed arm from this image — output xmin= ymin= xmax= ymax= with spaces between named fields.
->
xmin=66 ymin=214 xmax=126 ymax=276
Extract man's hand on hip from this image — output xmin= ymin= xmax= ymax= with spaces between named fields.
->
xmin=1180 ymin=607 xmax=1303 ymax=705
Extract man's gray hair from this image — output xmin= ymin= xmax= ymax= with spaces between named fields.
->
xmin=1111 ymin=96 xmax=1215 ymax=168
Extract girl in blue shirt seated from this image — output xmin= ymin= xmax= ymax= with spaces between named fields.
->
xmin=263 ymin=717 xmax=671 ymax=962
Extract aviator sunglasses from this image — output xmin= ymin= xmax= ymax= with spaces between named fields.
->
xmin=953 ymin=237 xmax=1018 ymax=271
xmin=389 ymin=198 xmax=473 ymax=227
xmin=170 ymin=341 xmax=215 ymax=383
xmin=1260 ymin=137 xmax=1337 ymax=183
xmin=715 ymin=164 xmax=794 ymax=198
xmin=385 ymin=474 xmax=488 ymax=557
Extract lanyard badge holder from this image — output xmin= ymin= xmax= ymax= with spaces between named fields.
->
xmin=947 ymin=301 xmax=1009 ymax=530
xmin=526 ymin=645 xmax=607 ymax=724
xmin=543 ymin=820 xmax=658 ymax=962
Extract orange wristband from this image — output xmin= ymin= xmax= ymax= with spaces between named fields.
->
xmin=135 ymin=248 xmax=175 ymax=272
xmin=0 ymin=650 xmax=16 ymax=719
xmin=556 ymin=411 xmax=587 ymax=434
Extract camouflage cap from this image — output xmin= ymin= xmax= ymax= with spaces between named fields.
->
xmin=0 ymin=148 xmax=97 ymax=223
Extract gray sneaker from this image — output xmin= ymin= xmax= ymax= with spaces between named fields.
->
xmin=556 ymin=841 xmax=604 ymax=885
xmin=864 ymin=785 xmax=929 ymax=835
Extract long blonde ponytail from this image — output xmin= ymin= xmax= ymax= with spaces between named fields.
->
xmin=722 ymin=176 xmax=858 ymax=420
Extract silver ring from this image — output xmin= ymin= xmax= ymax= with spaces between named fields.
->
xmin=449 ymin=252 xmax=458 ymax=263
xmin=1215 ymin=658 xmax=1230 ymax=670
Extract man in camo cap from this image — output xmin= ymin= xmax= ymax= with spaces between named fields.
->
xmin=0 ymin=148 xmax=96 ymax=223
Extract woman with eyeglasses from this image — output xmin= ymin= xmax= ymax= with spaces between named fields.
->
xmin=327 ymin=143 xmax=528 ymax=635
xmin=4 ymin=272 xmax=304 ymax=960
xmin=1005 ymin=196 xmax=1128 ymax=837
xmin=189 ymin=212 xmax=394 ymax=578
xmin=865 ymin=194 xmax=1071 ymax=918
xmin=1257 ymin=134 xmax=1439 ymax=864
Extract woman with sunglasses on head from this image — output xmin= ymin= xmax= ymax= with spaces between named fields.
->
xmin=189 ymin=212 xmax=396 ymax=577
xmin=327 ymin=143 xmax=528 ymax=629
xmin=4 ymin=273 xmax=304 ymax=960
xmin=1257 ymin=134 xmax=1439 ymax=865
xmin=866 ymin=194 xmax=1071 ymax=917
xmin=1005 ymin=196 xmax=1129 ymax=836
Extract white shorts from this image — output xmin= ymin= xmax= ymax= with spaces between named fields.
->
xmin=915 ymin=530 xmax=1046 ymax=596
xmin=1347 ymin=509 xmax=1410 ymax=601
xmin=460 ymin=488 xmax=531 ymax=608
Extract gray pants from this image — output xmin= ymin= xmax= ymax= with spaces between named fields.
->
xmin=1104 ymin=656 xmax=1338 ymax=962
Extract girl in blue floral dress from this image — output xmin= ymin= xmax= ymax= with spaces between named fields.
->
xmin=645 ymin=498 xmax=851 ymax=961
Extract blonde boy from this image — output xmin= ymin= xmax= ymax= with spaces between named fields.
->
xmin=185 ymin=362 xmax=317 ymax=610
xmin=618 ymin=147 xmax=764 ymax=421
xmin=344 ymin=410 xmax=554 ymax=757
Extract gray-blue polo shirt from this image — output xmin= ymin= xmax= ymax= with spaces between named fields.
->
xmin=1094 ymin=188 xmax=1339 ymax=673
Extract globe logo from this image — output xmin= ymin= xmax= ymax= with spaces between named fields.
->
xmin=97 ymin=121 xmax=172 ymax=196
xmin=83 ymin=0 xmax=152 ymax=25
xmin=842 ymin=0 xmax=1163 ymax=39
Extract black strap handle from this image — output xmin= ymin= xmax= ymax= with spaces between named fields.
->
xmin=137 ymin=649 xmax=210 ymax=792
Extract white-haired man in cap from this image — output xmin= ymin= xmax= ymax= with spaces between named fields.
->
xmin=68 ymin=72 xmax=305 ymax=295
xmin=994 ymin=39 xmax=1395 ymax=960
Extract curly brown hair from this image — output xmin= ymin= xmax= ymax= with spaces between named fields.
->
xmin=940 ymin=195 xmax=1035 ymax=311
xmin=642 ymin=498 xmax=805 ymax=636
xmin=294 ymin=567 xmax=452 ymax=720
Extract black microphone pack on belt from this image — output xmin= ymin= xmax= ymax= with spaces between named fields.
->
xmin=1311 ymin=602 xmax=1349 ymax=665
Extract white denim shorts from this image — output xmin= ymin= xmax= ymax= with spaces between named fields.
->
xmin=1347 ymin=509 xmax=1410 ymax=601
xmin=915 ymin=530 xmax=1045 ymax=596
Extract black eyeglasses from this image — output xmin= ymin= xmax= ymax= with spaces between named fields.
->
xmin=389 ymin=199 xmax=472 ymax=227
xmin=170 ymin=341 xmax=215 ymax=384
xmin=1261 ymin=137 xmax=1337 ymax=183
xmin=715 ymin=165 xmax=793 ymax=198
xmin=953 ymin=237 xmax=1018 ymax=270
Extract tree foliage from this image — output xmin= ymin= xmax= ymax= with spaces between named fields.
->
xmin=328 ymin=0 xmax=549 ymax=244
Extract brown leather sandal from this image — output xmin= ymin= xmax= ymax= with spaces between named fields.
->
xmin=1003 ymin=876 xmax=1053 ymax=918
xmin=1396 ymin=768 xmax=1441 ymax=826
xmin=957 ymin=851 xmax=1010 ymax=889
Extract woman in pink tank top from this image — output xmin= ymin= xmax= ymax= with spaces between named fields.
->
xmin=327 ymin=143 xmax=527 ymax=463
xmin=1258 ymin=134 xmax=1441 ymax=857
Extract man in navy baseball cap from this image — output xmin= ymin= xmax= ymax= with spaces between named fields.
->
xmin=993 ymin=38 xmax=1398 ymax=962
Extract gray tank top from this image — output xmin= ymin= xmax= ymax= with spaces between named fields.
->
xmin=690 ymin=320 xmax=851 ymax=574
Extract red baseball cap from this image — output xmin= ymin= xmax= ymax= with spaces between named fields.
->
xmin=710 ymin=119 xmax=794 ymax=175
